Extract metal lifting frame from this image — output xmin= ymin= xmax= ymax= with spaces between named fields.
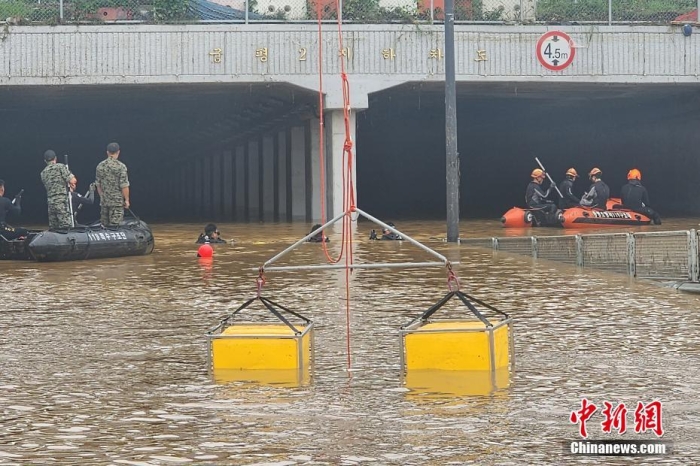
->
xmin=257 ymin=207 xmax=460 ymax=272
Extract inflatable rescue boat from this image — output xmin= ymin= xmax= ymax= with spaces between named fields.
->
xmin=0 ymin=218 xmax=154 ymax=262
xmin=501 ymin=198 xmax=653 ymax=228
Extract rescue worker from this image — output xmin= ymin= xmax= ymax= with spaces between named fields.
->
xmin=95 ymin=142 xmax=130 ymax=228
xmin=580 ymin=167 xmax=610 ymax=210
xmin=525 ymin=169 xmax=557 ymax=215
xmin=196 ymin=223 xmax=227 ymax=244
xmin=0 ymin=179 xmax=28 ymax=240
xmin=558 ymin=168 xmax=580 ymax=209
xmin=369 ymin=222 xmax=404 ymax=240
xmin=307 ymin=224 xmax=329 ymax=243
xmin=40 ymin=149 xmax=77 ymax=230
xmin=621 ymin=169 xmax=662 ymax=225
xmin=70 ymin=180 xmax=96 ymax=224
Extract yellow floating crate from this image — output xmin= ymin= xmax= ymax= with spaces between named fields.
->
xmin=205 ymin=296 xmax=314 ymax=373
xmin=399 ymin=291 xmax=514 ymax=373
xmin=212 ymin=368 xmax=312 ymax=388
xmin=401 ymin=320 xmax=511 ymax=371
xmin=207 ymin=323 xmax=313 ymax=371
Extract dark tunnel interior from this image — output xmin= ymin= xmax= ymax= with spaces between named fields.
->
xmin=356 ymin=82 xmax=700 ymax=220
xmin=0 ymin=83 xmax=317 ymax=223
xmin=1 ymin=81 xmax=699 ymax=226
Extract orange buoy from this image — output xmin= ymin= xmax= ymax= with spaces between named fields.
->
xmin=197 ymin=243 xmax=213 ymax=258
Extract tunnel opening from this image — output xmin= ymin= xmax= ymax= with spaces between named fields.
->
xmin=0 ymin=82 xmax=317 ymax=225
xmin=357 ymin=82 xmax=700 ymax=221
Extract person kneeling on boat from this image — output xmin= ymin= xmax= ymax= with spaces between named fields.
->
xmin=558 ymin=168 xmax=581 ymax=209
xmin=580 ymin=167 xmax=610 ymax=210
xmin=196 ymin=223 xmax=226 ymax=244
xmin=526 ymin=169 xmax=557 ymax=214
xmin=70 ymin=180 xmax=96 ymax=224
xmin=369 ymin=222 xmax=404 ymax=240
xmin=307 ymin=224 xmax=329 ymax=243
xmin=0 ymin=179 xmax=28 ymax=240
xmin=621 ymin=169 xmax=662 ymax=225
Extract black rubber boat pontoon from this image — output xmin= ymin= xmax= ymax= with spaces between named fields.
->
xmin=0 ymin=218 xmax=154 ymax=262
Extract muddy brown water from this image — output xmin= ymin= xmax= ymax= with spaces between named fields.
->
xmin=1 ymin=219 xmax=699 ymax=464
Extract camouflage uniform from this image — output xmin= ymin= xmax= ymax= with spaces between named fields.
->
xmin=40 ymin=163 xmax=74 ymax=229
xmin=96 ymin=157 xmax=129 ymax=227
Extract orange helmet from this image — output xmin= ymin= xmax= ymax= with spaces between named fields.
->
xmin=627 ymin=168 xmax=641 ymax=180
xmin=531 ymin=169 xmax=545 ymax=179
xmin=589 ymin=167 xmax=602 ymax=177
xmin=565 ymin=168 xmax=578 ymax=178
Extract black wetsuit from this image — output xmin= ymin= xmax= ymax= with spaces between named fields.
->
xmin=369 ymin=230 xmax=403 ymax=240
xmin=308 ymin=233 xmax=329 ymax=243
xmin=525 ymin=181 xmax=557 ymax=214
xmin=0 ymin=196 xmax=28 ymax=240
xmin=580 ymin=179 xmax=610 ymax=210
xmin=558 ymin=178 xmax=580 ymax=209
xmin=621 ymin=180 xmax=662 ymax=224
xmin=196 ymin=233 xmax=226 ymax=244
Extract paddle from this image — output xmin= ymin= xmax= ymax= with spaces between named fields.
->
xmin=535 ymin=157 xmax=564 ymax=199
xmin=64 ymin=154 xmax=75 ymax=227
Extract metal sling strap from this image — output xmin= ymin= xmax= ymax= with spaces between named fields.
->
xmin=401 ymin=290 xmax=510 ymax=330
xmin=214 ymin=296 xmax=311 ymax=335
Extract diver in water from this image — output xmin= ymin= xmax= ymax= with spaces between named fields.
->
xmin=369 ymin=222 xmax=404 ymax=240
xmin=196 ymin=223 xmax=227 ymax=244
xmin=307 ymin=224 xmax=329 ymax=243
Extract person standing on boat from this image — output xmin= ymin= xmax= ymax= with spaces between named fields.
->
xmin=558 ymin=168 xmax=581 ymax=209
xmin=621 ymin=169 xmax=662 ymax=225
xmin=40 ymin=150 xmax=77 ymax=230
xmin=95 ymin=142 xmax=130 ymax=228
xmin=525 ymin=169 xmax=557 ymax=215
xmin=0 ymin=179 xmax=28 ymax=240
xmin=580 ymin=167 xmax=610 ymax=210
xmin=70 ymin=179 xmax=96 ymax=224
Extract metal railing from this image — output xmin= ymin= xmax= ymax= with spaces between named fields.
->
xmin=460 ymin=230 xmax=700 ymax=281
xmin=5 ymin=0 xmax=699 ymax=25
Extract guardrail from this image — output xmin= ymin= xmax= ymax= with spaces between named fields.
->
xmin=5 ymin=0 xmax=700 ymax=25
xmin=460 ymin=230 xmax=700 ymax=281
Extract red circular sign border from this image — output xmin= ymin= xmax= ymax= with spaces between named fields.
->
xmin=536 ymin=31 xmax=575 ymax=72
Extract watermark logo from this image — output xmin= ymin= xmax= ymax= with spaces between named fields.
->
xmin=568 ymin=399 xmax=671 ymax=456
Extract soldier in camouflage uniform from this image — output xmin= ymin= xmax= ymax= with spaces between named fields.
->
xmin=95 ymin=142 xmax=130 ymax=228
xmin=40 ymin=150 xmax=76 ymax=230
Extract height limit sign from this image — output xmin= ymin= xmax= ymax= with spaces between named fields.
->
xmin=536 ymin=31 xmax=575 ymax=71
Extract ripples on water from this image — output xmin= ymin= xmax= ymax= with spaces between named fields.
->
xmin=1 ymin=220 xmax=699 ymax=465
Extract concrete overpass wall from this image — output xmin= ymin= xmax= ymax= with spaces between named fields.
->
xmin=1 ymin=25 xmax=699 ymax=88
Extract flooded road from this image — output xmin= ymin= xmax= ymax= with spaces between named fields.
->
xmin=1 ymin=219 xmax=699 ymax=465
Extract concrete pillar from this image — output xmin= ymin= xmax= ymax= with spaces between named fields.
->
xmin=277 ymin=130 xmax=287 ymax=222
xmin=262 ymin=135 xmax=275 ymax=222
xmin=235 ymin=145 xmax=245 ymax=221
xmin=212 ymin=153 xmax=222 ymax=220
xmin=325 ymin=109 xmax=357 ymax=219
xmin=290 ymin=125 xmax=306 ymax=221
xmin=194 ymin=158 xmax=203 ymax=220
xmin=203 ymin=156 xmax=212 ymax=220
xmin=284 ymin=128 xmax=292 ymax=222
xmin=248 ymin=139 xmax=260 ymax=222
xmin=223 ymin=150 xmax=233 ymax=220
xmin=309 ymin=117 xmax=322 ymax=222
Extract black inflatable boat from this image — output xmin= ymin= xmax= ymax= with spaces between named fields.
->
xmin=0 ymin=219 xmax=154 ymax=262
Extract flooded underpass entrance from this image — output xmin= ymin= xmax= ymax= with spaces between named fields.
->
xmin=0 ymin=83 xmax=318 ymax=224
xmin=357 ymin=82 xmax=700 ymax=221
